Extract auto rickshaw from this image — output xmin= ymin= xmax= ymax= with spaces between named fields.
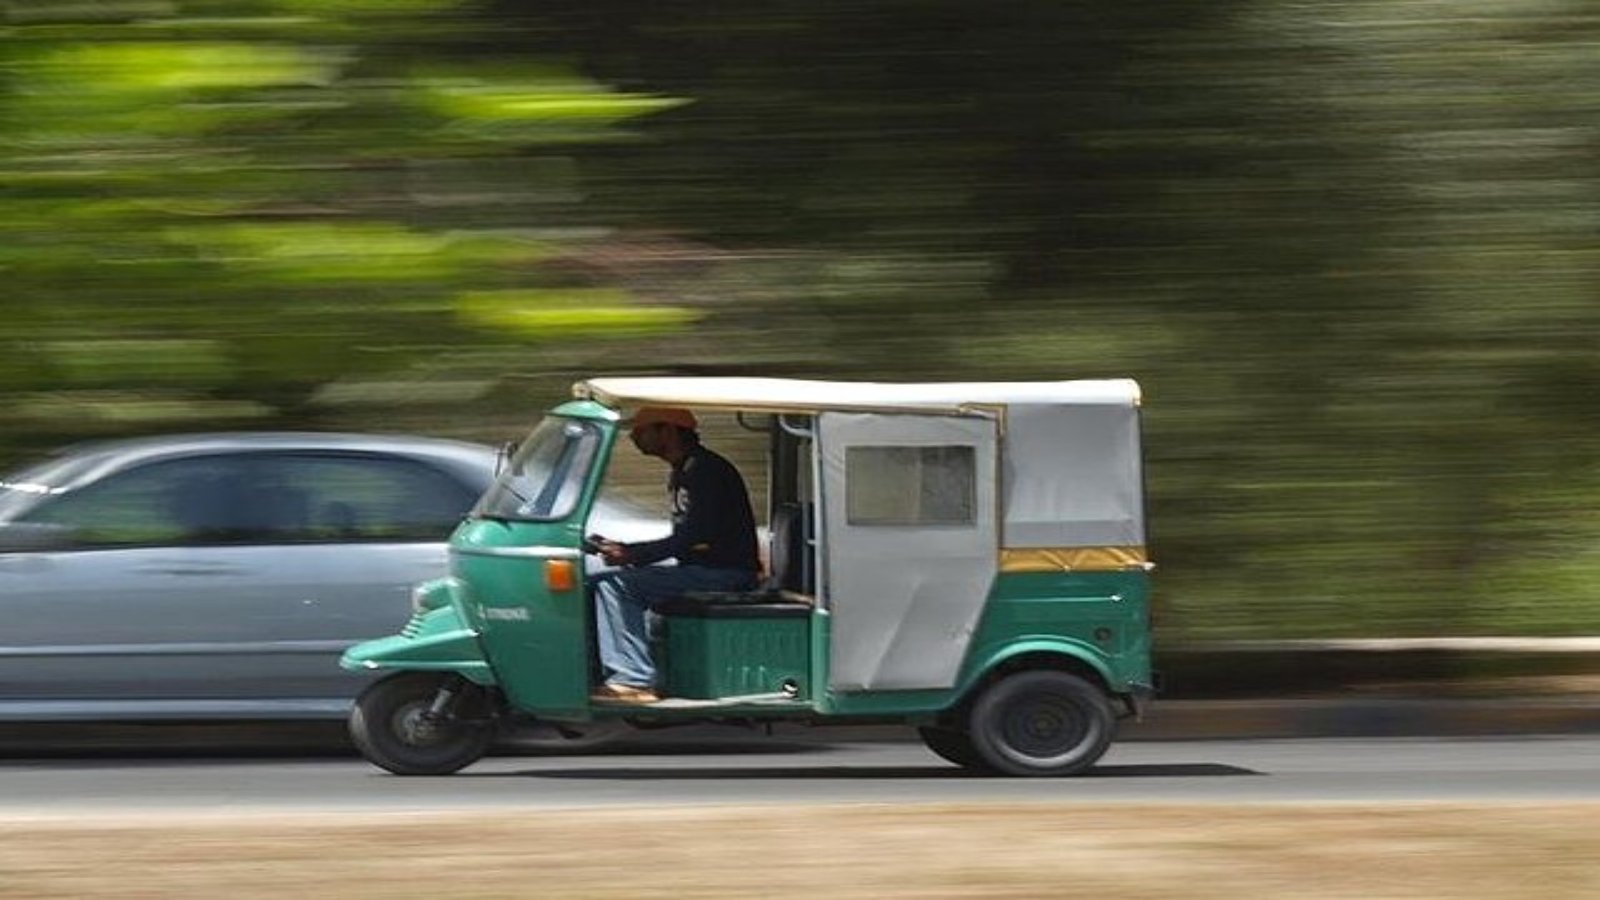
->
xmin=341 ymin=377 xmax=1154 ymax=776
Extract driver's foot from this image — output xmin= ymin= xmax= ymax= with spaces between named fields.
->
xmin=590 ymin=683 xmax=660 ymax=704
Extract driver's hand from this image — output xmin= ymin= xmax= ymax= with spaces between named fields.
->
xmin=598 ymin=540 xmax=630 ymax=566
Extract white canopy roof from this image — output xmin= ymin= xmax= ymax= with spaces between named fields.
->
xmin=577 ymin=375 xmax=1148 ymax=555
xmin=573 ymin=376 xmax=1140 ymax=413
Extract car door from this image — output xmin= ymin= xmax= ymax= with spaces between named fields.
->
xmin=239 ymin=450 xmax=478 ymax=699
xmin=0 ymin=450 xmax=476 ymax=715
xmin=0 ymin=452 xmax=278 ymax=709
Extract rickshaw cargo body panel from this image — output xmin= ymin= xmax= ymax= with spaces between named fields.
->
xmin=657 ymin=597 xmax=811 ymax=700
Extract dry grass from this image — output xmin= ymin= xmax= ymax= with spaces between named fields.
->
xmin=3 ymin=803 xmax=1599 ymax=899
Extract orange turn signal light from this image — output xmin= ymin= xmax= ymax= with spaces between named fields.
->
xmin=544 ymin=559 xmax=577 ymax=593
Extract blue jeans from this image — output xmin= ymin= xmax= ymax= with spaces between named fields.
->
xmin=592 ymin=564 xmax=758 ymax=689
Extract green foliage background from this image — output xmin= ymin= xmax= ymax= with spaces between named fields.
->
xmin=6 ymin=0 xmax=1600 ymax=639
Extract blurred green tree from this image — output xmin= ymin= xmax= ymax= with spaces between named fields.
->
xmin=0 ymin=0 xmax=686 ymax=456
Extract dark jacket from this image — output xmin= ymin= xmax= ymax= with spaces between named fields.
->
xmin=626 ymin=443 xmax=759 ymax=572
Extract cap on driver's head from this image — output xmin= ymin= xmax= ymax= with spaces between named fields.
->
xmin=628 ymin=406 xmax=698 ymax=434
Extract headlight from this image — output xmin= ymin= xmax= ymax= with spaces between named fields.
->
xmin=409 ymin=578 xmax=456 ymax=613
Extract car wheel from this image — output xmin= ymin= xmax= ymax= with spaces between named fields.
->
xmin=350 ymin=672 xmax=496 ymax=776
xmin=966 ymin=670 xmax=1115 ymax=777
xmin=917 ymin=725 xmax=989 ymax=771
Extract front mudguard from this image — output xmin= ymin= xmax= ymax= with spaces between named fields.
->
xmin=340 ymin=604 xmax=498 ymax=687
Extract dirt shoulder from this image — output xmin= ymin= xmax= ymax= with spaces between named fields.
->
xmin=4 ymin=803 xmax=1599 ymax=899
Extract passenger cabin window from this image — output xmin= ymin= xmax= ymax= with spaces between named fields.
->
xmin=845 ymin=445 xmax=976 ymax=526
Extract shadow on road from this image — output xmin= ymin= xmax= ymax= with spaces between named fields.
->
xmin=0 ymin=727 xmax=849 ymax=762
xmin=493 ymin=762 xmax=1261 ymax=780
xmin=1088 ymin=763 xmax=1262 ymax=778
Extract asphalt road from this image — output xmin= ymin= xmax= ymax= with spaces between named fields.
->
xmin=3 ymin=735 xmax=1598 ymax=814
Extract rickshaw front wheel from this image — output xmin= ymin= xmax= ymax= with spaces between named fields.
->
xmin=966 ymin=670 xmax=1115 ymax=777
xmin=350 ymin=672 xmax=497 ymax=776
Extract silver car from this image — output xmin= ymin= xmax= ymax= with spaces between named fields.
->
xmin=0 ymin=432 xmax=665 ymax=723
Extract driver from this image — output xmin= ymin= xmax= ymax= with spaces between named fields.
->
xmin=588 ymin=407 xmax=759 ymax=703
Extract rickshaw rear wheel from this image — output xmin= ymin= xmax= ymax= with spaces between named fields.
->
xmin=966 ymin=670 xmax=1115 ymax=777
xmin=350 ymin=672 xmax=496 ymax=776
xmin=917 ymin=726 xmax=989 ymax=771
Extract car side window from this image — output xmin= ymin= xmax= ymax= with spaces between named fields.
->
xmin=23 ymin=457 xmax=246 ymax=547
xmin=22 ymin=452 xmax=475 ymax=548
xmin=258 ymin=454 xmax=476 ymax=543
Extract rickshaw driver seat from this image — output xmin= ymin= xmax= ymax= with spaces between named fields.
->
xmin=763 ymin=501 xmax=811 ymax=596
xmin=674 ymin=501 xmax=813 ymax=607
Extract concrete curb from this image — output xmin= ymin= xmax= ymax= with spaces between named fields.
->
xmin=1155 ymin=639 xmax=1600 ymax=699
xmin=1120 ymin=696 xmax=1600 ymax=741
xmin=1183 ymin=637 xmax=1600 ymax=653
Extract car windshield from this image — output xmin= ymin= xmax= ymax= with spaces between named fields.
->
xmin=0 ymin=453 xmax=110 ymax=520
xmin=473 ymin=417 xmax=601 ymax=522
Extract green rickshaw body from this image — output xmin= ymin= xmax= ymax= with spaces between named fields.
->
xmin=815 ymin=569 xmax=1152 ymax=718
xmin=340 ymin=586 xmax=497 ymax=687
xmin=342 ymin=377 xmax=1154 ymax=774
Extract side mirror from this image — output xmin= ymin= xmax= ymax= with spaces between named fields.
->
xmin=494 ymin=439 xmax=517 ymax=477
xmin=0 ymin=522 xmax=78 ymax=552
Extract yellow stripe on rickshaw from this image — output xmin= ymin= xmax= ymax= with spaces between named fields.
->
xmin=999 ymin=546 xmax=1149 ymax=572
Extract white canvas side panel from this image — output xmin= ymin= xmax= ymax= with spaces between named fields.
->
xmin=819 ymin=412 xmax=998 ymax=692
xmin=1001 ymin=403 xmax=1144 ymax=548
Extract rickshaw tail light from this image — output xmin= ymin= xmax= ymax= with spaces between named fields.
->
xmin=545 ymin=559 xmax=577 ymax=593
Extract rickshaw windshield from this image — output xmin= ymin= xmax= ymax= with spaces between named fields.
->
xmin=473 ymin=417 xmax=602 ymax=522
